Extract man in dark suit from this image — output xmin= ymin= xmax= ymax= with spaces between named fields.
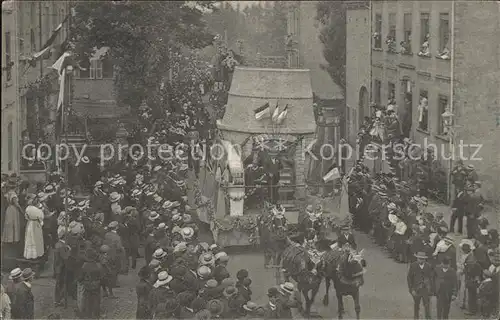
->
xmin=337 ymin=225 xmax=357 ymax=250
xmin=104 ymin=221 xmax=125 ymax=284
xmin=264 ymin=155 xmax=282 ymax=204
xmin=407 ymin=252 xmax=434 ymax=319
xmin=464 ymin=245 xmax=482 ymax=315
xmin=53 ymin=229 xmax=71 ymax=306
xmin=16 ymin=268 xmax=35 ymax=319
xmin=262 ymin=287 xmax=281 ymax=319
xmin=434 ymin=257 xmax=457 ymax=319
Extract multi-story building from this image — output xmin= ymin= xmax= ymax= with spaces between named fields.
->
xmin=346 ymin=0 xmax=500 ymax=202
xmin=2 ymin=1 xmax=69 ymax=175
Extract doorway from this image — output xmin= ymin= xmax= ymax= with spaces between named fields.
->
xmin=401 ymin=79 xmax=413 ymax=138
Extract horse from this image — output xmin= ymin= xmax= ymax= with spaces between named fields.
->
xmin=320 ymin=244 xmax=367 ymax=319
xmin=281 ymin=233 xmax=331 ymax=316
xmin=258 ymin=204 xmax=288 ymax=267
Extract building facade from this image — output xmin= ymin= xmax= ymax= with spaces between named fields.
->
xmin=2 ymin=1 xmax=69 ymax=174
xmin=345 ymin=0 xmax=499 ymax=201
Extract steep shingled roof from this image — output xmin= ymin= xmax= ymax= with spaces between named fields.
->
xmin=217 ymin=67 xmax=316 ymax=134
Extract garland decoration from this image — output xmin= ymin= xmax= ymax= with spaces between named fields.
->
xmin=213 ymin=215 xmax=259 ymax=233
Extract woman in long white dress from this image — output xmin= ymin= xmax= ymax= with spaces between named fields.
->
xmin=23 ymin=194 xmax=45 ymax=259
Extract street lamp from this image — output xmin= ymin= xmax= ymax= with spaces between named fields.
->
xmin=441 ymin=107 xmax=455 ymax=204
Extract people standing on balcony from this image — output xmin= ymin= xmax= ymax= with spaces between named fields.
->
xmin=418 ymin=34 xmax=430 ymax=57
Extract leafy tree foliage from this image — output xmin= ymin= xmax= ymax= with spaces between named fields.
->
xmin=70 ymin=1 xmax=215 ymax=113
xmin=316 ymin=1 xmax=346 ymax=93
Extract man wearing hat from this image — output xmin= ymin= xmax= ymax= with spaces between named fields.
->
xmin=407 ymin=252 xmax=434 ymax=319
xmin=4 ymin=268 xmax=22 ymax=319
xmin=144 ymin=225 xmax=157 ymax=265
xmin=463 ymin=240 xmax=482 ymax=315
xmin=478 ymin=269 xmax=495 ymax=319
xmin=16 ymin=268 xmax=35 ymax=319
xmin=262 ymin=287 xmax=281 ymax=319
xmin=109 ymin=192 xmax=123 ymax=222
xmin=465 ymin=182 xmax=484 ymax=239
xmin=213 ymin=253 xmax=230 ymax=284
xmin=99 ymin=244 xmax=117 ymax=298
xmin=78 ymin=248 xmax=103 ymax=319
xmin=53 ymin=228 xmax=71 ymax=306
xmin=199 ymin=279 xmax=222 ymax=301
xmin=434 ymin=256 xmax=458 ymax=320
xmin=136 ymin=267 xmax=153 ymax=319
xmin=337 ymin=225 xmax=357 ymax=250
xmin=277 ymin=282 xmax=302 ymax=318
xmin=149 ymin=271 xmax=175 ymax=318
xmin=104 ymin=221 xmax=125 ymax=283
xmin=207 ymin=299 xmax=224 ymax=319
xmin=221 ymin=286 xmax=244 ymax=318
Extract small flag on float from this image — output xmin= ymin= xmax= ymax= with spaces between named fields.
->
xmin=323 ymin=165 xmax=341 ymax=182
xmin=271 ymin=102 xmax=280 ymax=122
xmin=276 ymin=104 xmax=288 ymax=124
xmin=254 ymin=102 xmax=271 ymax=120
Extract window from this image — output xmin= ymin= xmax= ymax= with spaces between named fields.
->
xmin=8 ymin=122 xmax=13 ymax=171
xmin=374 ymin=80 xmax=382 ymax=106
xmin=90 ymin=60 xmax=102 ymax=79
xmin=388 ymin=82 xmax=396 ymax=102
xmin=439 ymin=13 xmax=450 ymax=56
xmin=438 ymin=95 xmax=449 ymax=135
xmin=402 ymin=13 xmax=412 ymax=54
xmin=387 ymin=13 xmax=397 ymax=52
xmin=418 ymin=90 xmax=429 ymax=131
xmin=102 ymin=58 xmax=114 ymax=78
xmin=419 ymin=13 xmax=430 ymax=57
xmin=374 ymin=14 xmax=382 ymax=48
xmin=76 ymin=58 xmax=90 ymax=79
xmin=5 ymin=32 xmax=12 ymax=81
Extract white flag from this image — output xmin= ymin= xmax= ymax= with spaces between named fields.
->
xmin=272 ymin=104 xmax=280 ymax=122
xmin=276 ymin=104 xmax=288 ymax=124
xmin=323 ymin=167 xmax=340 ymax=182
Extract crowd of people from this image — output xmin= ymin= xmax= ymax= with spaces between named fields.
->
xmin=350 ymin=100 xmax=499 ymax=319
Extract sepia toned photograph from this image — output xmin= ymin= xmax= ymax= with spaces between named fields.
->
xmin=1 ymin=1 xmax=499 ymax=319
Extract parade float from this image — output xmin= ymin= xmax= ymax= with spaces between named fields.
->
xmin=197 ymin=66 xmax=350 ymax=247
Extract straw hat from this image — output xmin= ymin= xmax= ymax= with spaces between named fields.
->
xmin=109 ymin=192 xmax=121 ymax=203
xmin=154 ymin=271 xmax=173 ymax=287
xmin=149 ymin=211 xmax=160 ymax=221
xmin=174 ymin=242 xmax=187 ymax=253
xmin=183 ymin=214 xmax=193 ymax=224
xmin=162 ymin=200 xmax=173 ymax=209
xmin=157 ymin=223 xmax=167 ymax=230
xmin=199 ymin=253 xmax=215 ymax=266
xmin=153 ymin=248 xmax=167 ymax=260
xmin=280 ymin=282 xmax=295 ymax=295
xmin=9 ymin=268 xmax=22 ymax=280
xmin=214 ymin=251 xmax=228 ymax=261
xmin=181 ymin=227 xmax=195 ymax=239
xmin=223 ymin=286 xmax=238 ymax=299
xmin=197 ymin=266 xmax=212 ymax=278
xmin=243 ymin=301 xmax=258 ymax=312
xmin=21 ymin=268 xmax=35 ymax=281
xmin=205 ymin=279 xmax=218 ymax=288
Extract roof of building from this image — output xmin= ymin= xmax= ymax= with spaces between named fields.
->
xmin=218 ymin=67 xmax=316 ymax=134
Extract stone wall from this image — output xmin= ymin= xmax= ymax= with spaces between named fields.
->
xmin=453 ymin=1 xmax=500 ymax=203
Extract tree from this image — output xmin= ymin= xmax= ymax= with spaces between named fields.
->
xmin=316 ymin=1 xmax=346 ymax=93
xmin=262 ymin=1 xmax=287 ymax=56
xmin=70 ymin=1 xmax=215 ymax=115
